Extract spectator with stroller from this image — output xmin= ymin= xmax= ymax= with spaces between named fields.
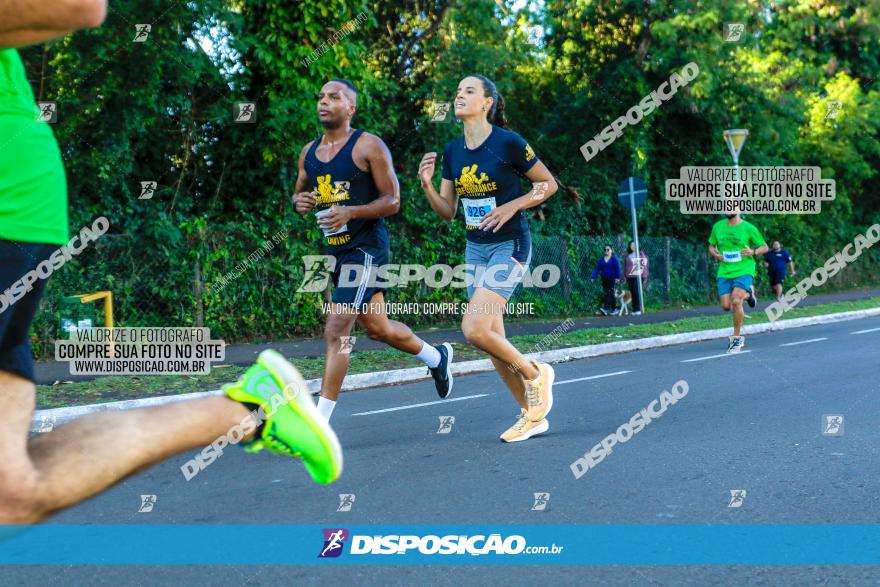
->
xmin=591 ymin=244 xmax=621 ymax=315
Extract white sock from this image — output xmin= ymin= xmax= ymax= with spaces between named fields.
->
xmin=416 ymin=342 xmax=442 ymax=369
xmin=317 ymin=397 xmax=336 ymax=421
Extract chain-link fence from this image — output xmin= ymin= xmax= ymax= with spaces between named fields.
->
xmin=31 ymin=230 xmax=880 ymax=355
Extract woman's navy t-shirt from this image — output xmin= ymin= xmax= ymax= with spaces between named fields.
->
xmin=441 ymin=126 xmax=539 ymax=244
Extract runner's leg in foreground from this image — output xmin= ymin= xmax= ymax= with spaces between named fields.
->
xmin=292 ymin=80 xmax=453 ymax=422
xmin=2 ymin=345 xmax=342 ymax=524
xmin=0 ymin=7 xmax=340 ymax=525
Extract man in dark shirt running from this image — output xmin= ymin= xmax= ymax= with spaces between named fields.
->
xmin=293 ymin=80 xmax=454 ymax=422
xmin=763 ymin=241 xmax=796 ymax=301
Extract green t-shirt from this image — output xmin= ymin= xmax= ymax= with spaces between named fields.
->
xmin=708 ymin=218 xmax=766 ymax=278
xmin=0 ymin=48 xmax=68 ymax=245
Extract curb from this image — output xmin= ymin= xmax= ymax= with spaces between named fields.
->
xmin=31 ymin=306 xmax=880 ymax=432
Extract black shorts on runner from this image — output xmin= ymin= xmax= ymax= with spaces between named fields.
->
xmin=331 ymin=245 xmax=389 ymax=311
xmin=0 ymin=240 xmax=56 ymax=383
xmin=768 ymin=270 xmax=785 ymax=286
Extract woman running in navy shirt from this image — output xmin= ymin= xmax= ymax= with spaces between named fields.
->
xmin=418 ymin=75 xmax=559 ymax=442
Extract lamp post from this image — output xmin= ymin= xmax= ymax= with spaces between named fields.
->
xmin=722 ymin=129 xmax=748 ymax=169
xmin=617 ymin=177 xmax=648 ymax=314
xmin=723 ymin=129 xmax=748 ymax=214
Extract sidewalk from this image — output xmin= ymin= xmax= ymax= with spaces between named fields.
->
xmin=34 ymin=286 xmax=880 ymax=385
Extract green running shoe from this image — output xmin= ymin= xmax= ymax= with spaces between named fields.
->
xmin=224 ymin=350 xmax=343 ymax=484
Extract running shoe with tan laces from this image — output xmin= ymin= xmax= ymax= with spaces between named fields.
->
xmin=523 ymin=361 xmax=555 ymax=422
xmin=500 ymin=409 xmax=549 ymax=443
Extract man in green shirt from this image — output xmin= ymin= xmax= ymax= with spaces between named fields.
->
xmin=708 ymin=210 xmax=768 ymax=353
xmin=0 ymin=0 xmax=343 ymax=525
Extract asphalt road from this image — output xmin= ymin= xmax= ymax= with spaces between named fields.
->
xmin=5 ymin=315 xmax=880 ymax=585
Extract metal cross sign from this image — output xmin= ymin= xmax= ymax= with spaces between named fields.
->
xmin=618 ymin=176 xmax=648 ymax=209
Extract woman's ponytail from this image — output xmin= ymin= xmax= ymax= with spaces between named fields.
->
xmin=473 ymin=74 xmax=508 ymax=128
xmin=492 ymin=92 xmax=508 ymax=128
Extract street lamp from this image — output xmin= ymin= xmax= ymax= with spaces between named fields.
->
xmin=723 ymin=129 xmax=749 ymax=212
xmin=722 ymin=128 xmax=748 ymax=169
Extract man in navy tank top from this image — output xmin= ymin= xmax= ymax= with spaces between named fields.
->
xmin=293 ymin=80 xmax=454 ymax=421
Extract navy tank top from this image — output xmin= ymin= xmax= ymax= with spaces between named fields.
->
xmin=304 ymin=128 xmax=389 ymax=253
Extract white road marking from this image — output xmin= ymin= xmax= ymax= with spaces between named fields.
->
xmin=556 ymin=370 xmax=632 ymax=385
xmin=852 ymin=327 xmax=880 ymax=334
xmin=681 ymin=350 xmax=752 ymax=363
xmin=351 ymin=394 xmax=490 ymax=416
xmin=780 ymin=337 xmax=828 ymax=347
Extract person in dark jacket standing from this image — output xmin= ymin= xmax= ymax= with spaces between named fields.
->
xmin=624 ymin=241 xmax=649 ymax=315
xmin=591 ymin=245 xmax=622 ymax=315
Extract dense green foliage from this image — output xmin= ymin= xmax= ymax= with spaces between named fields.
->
xmin=20 ymin=0 xmax=880 ymax=345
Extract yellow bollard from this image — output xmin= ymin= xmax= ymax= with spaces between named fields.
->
xmin=66 ymin=291 xmax=115 ymax=355
xmin=72 ymin=291 xmax=114 ymax=329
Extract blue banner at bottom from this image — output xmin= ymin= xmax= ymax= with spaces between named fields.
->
xmin=1 ymin=525 xmax=879 ymax=565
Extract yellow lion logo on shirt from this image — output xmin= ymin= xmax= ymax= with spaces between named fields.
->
xmin=456 ymin=164 xmax=490 ymax=189
xmin=314 ymin=174 xmax=350 ymax=204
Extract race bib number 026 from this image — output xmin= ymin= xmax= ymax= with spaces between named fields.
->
xmin=463 ymin=197 xmax=497 ymax=228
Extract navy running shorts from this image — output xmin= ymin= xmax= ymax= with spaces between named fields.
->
xmin=330 ymin=246 xmax=390 ymax=311
xmin=768 ymin=269 xmax=785 ymax=286
xmin=0 ymin=240 xmax=56 ymax=383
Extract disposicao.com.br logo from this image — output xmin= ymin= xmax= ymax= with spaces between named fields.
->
xmin=318 ymin=528 xmax=349 ymax=558
xmin=318 ymin=529 xmax=563 ymax=558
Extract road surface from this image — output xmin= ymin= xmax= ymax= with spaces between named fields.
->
xmin=5 ymin=315 xmax=880 ymax=585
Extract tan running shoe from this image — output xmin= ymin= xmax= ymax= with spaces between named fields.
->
xmin=500 ymin=409 xmax=549 ymax=443
xmin=524 ymin=361 xmax=555 ymax=421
